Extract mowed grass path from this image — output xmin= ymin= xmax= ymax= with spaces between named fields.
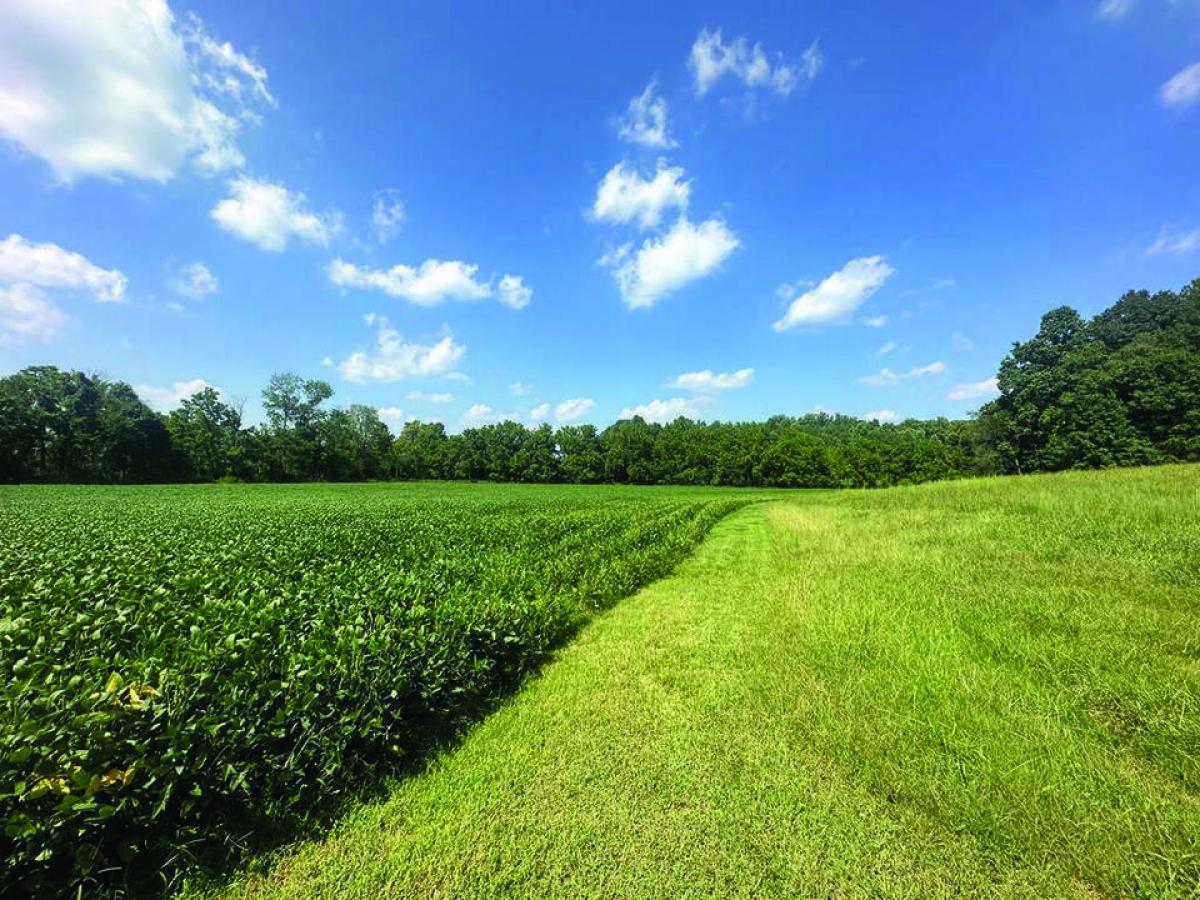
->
xmin=202 ymin=465 xmax=1200 ymax=898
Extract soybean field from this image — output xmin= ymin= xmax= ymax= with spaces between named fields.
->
xmin=0 ymin=483 xmax=751 ymax=896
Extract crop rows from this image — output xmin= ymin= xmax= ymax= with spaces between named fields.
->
xmin=0 ymin=482 xmax=748 ymax=896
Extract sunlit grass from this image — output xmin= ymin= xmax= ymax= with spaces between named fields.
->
xmin=196 ymin=465 xmax=1200 ymax=898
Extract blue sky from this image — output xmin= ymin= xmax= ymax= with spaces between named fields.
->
xmin=1 ymin=0 xmax=1198 ymax=430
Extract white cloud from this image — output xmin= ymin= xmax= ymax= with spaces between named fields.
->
xmin=168 ymin=261 xmax=218 ymax=298
xmin=405 ymin=390 xmax=453 ymax=404
xmin=0 ymin=234 xmax=126 ymax=301
xmin=497 ymin=274 xmax=533 ymax=309
xmin=0 ymin=2 xmax=270 ymax=182
xmin=0 ymin=283 xmax=69 ymax=342
xmin=592 ymin=160 xmax=690 ymax=230
xmin=336 ymin=314 xmax=465 ymax=384
xmin=328 ymin=258 xmax=530 ymax=309
xmin=859 ymin=361 xmax=946 ymax=386
xmin=1096 ymin=0 xmax=1135 ymax=19
xmin=948 ymin=376 xmax=999 ymax=401
xmin=616 ymin=82 xmax=677 ymax=149
xmin=863 ymin=315 xmax=889 ymax=328
xmin=0 ymin=234 xmax=126 ymax=342
xmin=933 ymin=277 xmax=957 ymax=290
xmin=1145 ymin=227 xmax=1200 ymax=256
xmin=371 ymin=190 xmax=405 ymax=243
xmin=669 ymin=367 xmax=754 ymax=392
xmin=212 ymin=177 xmax=341 ymax=251
xmin=861 ymin=409 xmax=900 ymax=423
xmin=461 ymin=403 xmax=519 ymax=427
xmin=377 ymin=406 xmax=416 ymax=428
xmin=181 ymin=13 xmax=273 ymax=110
xmin=876 ymin=340 xmax=897 ymax=357
xmin=529 ymin=402 xmax=551 ymax=423
xmin=509 ymin=381 xmax=529 ymax=396
xmin=951 ymin=331 xmax=975 ymax=351
xmin=618 ymin=396 xmax=708 ymax=423
xmin=688 ymin=28 xmax=813 ymax=98
xmin=774 ymin=256 xmax=894 ymax=331
xmin=1161 ymin=62 xmax=1200 ymax=108
xmin=603 ymin=216 xmax=739 ymax=309
xmin=555 ymin=397 xmax=595 ymax=421
xmin=444 ymin=372 xmax=474 ymax=385
xmin=135 ymin=377 xmax=221 ymax=411
xmin=800 ymin=40 xmax=823 ymax=81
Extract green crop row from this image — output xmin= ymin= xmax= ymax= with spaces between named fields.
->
xmin=0 ymin=482 xmax=750 ymax=897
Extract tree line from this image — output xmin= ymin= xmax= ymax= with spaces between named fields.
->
xmin=1 ymin=278 xmax=1196 ymax=487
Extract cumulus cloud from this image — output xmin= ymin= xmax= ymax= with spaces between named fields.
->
xmin=859 ymin=361 xmax=946 ymax=386
xmin=669 ymin=367 xmax=754 ymax=392
xmin=405 ymin=390 xmax=453 ymax=404
xmin=618 ymin=396 xmax=709 ymax=423
xmin=876 ymin=340 xmax=897 ymax=357
xmin=371 ymin=190 xmax=405 ymax=243
xmin=592 ymin=160 xmax=690 ymax=230
xmin=328 ymin=258 xmax=530 ymax=309
xmin=0 ymin=234 xmax=127 ymax=342
xmin=616 ymin=82 xmax=677 ymax=149
xmin=0 ymin=283 xmax=69 ymax=342
xmin=688 ymin=28 xmax=813 ymax=97
xmin=497 ymin=274 xmax=533 ymax=310
xmin=168 ymin=261 xmax=218 ymax=298
xmin=1161 ymin=62 xmax=1200 ymax=108
xmin=774 ymin=256 xmax=894 ymax=331
xmin=863 ymin=315 xmax=889 ymax=328
xmin=1145 ymin=227 xmax=1200 ymax=256
xmin=509 ymin=381 xmax=529 ymax=396
xmin=861 ymin=409 xmax=900 ymax=423
xmin=602 ymin=216 xmax=739 ymax=309
xmin=0 ymin=234 xmax=127 ymax=301
xmin=135 ymin=377 xmax=221 ymax=411
xmin=212 ymin=178 xmax=341 ymax=251
xmin=555 ymin=397 xmax=595 ymax=421
xmin=948 ymin=376 xmax=1000 ymax=401
xmin=0 ymin=1 xmax=271 ymax=182
xmin=529 ymin=402 xmax=551 ymax=423
xmin=336 ymin=314 xmax=465 ymax=384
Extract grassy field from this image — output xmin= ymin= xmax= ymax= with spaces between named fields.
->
xmin=196 ymin=465 xmax=1200 ymax=898
xmin=0 ymin=482 xmax=754 ymax=896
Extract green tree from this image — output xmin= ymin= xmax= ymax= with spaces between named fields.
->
xmin=166 ymin=387 xmax=243 ymax=480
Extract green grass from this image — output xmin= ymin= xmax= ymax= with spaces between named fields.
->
xmin=197 ymin=465 xmax=1200 ymax=898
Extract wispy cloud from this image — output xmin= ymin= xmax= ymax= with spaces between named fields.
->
xmin=859 ymin=361 xmax=945 ymax=386
xmin=948 ymin=376 xmax=999 ymax=401
xmin=774 ymin=256 xmax=894 ymax=331
xmin=1145 ymin=226 xmax=1200 ymax=256
xmin=616 ymin=82 xmax=677 ymax=149
xmin=688 ymin=28 xmax=815 ymax=98
xmin=1161 ymin=62 xmax=1200 ymax=108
